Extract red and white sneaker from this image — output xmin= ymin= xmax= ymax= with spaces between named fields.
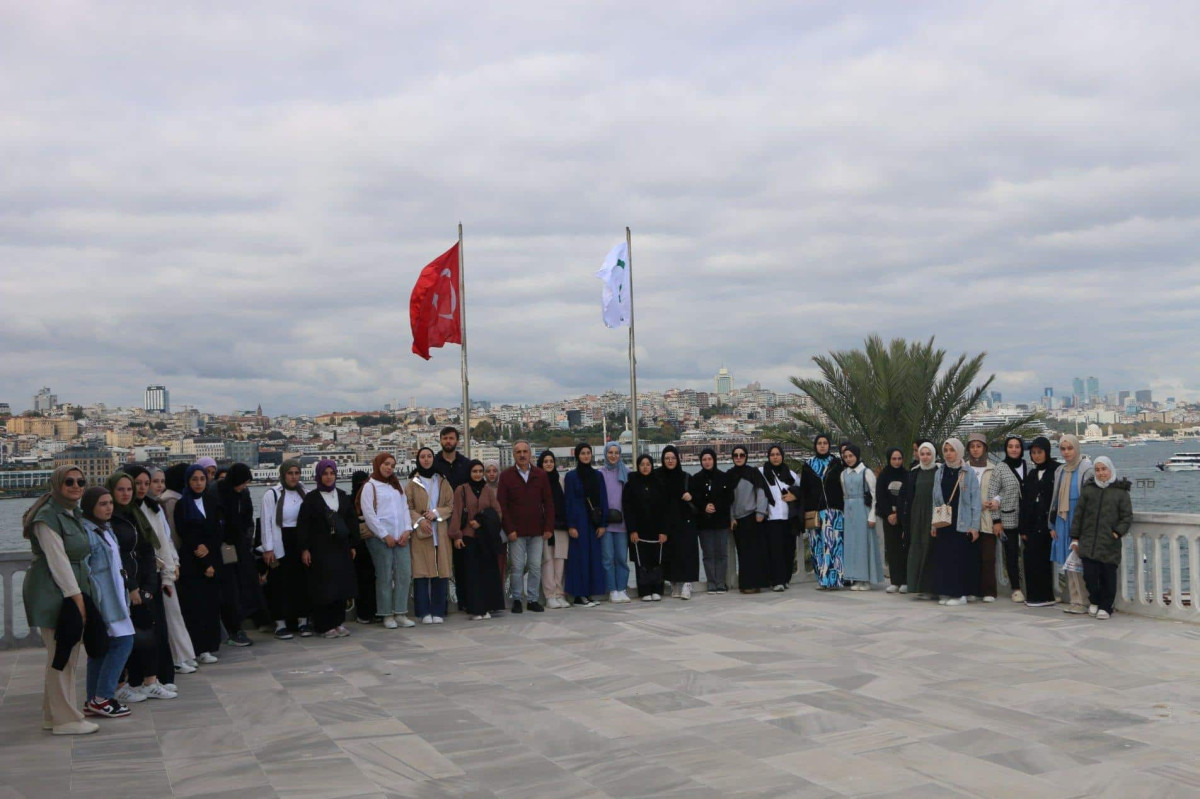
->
xmin=84 ymin=698 xmax=131 ymax=718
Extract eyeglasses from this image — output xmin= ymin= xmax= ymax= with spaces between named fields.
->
xmin=63 ymin=478 xmax=86 ymax=487
xmin=732 ymin=453 xmax=746 ymax=459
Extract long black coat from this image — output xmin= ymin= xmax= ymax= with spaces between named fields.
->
xmin=297 ymin=489 xmax=358 ymax=607
xmin=689 ymin=469 xmax=731 ymax=530
xmin=1021 ymin=462 xmax=1061 ymax=540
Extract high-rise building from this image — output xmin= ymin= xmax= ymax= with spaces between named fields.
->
xmin=1118 ymin=390 xmax=1130 ymax=407
xmin=1086 ymin=377 xmax=1099 ymax=404
xmin=1043 ymin=387 xmax=1054 ymax=398
xmin=33 ymin=387 xmax=57 ymax=413
xmin=0 ymin=402 xmax=10 ymax=416
xmin=145 ymin=385 xmax=170 ymax=413
xmin=989 ymin=391 xmax=1002 ymax=405
xmin=1135 ymin=389 xmax=1153 ymax=404
xmin=715 ymin=367 xmax=732 ymax=398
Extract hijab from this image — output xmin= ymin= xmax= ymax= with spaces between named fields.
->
xmin=80 ymin=485 xmax=111 ymax=524
xmin=315 ymin=459 xmax=338 ymax=491
xmin=21 ymin=464 xmax=83 ymax=539
xmin=370 ymin=453 xmax=401 ymax=491
xmin=164 ymin=463 xmax=187 ymax=494
xmin=603 ymin=442 xmax=628 ymax=483
xmin=181 ymin=464 xmax=208 ymax=523
xmin=966 ymin=435 xmax=989 ymax=468
xmin=1002 ymin=435 xmax=1026 ymax=476
xmin=879 ymin=447 xmax=908 ymax=495
xmin=107 ymin=471 xmax=161 ymax=549
xmin=573 ymin=443 xmax=604 ymax=513
xmin=762 ymin=444 xmax=796 ymax=485
xmin=917 ymin=442 xmax=938 ymax=470
xmin=840 ymin=444 xmax=863 ymax=471
xmin=227 ymin=462 xmax=252 ymax=488
xmin=485 ymin=461 xmax=500 ymax=487
xmin=808 ymin=434 xmax=835 ymax=477
xmin=1093 ymin=456 xmax=1117 ymax=489
xmin=698 ymin=447 xmax=719 ymax=475
xmin=122 ymin=463 xmax=161 ymax=514
xmin=539 ymin=450 xmax=567 ymax=527
xmin=1028 ymin=436 xmax=1058 ymax=475
xmin=195 ymin=457 xmax=217 ymax=471
xmin=942 ymin=438 xmax=965 ymax=469
xmin=655 ymin=445 xmax=689 ymax=498
xmin=1057 ymin=433 xmax=1084 ymax=517
xmin=350 ymin=470 xmax=369 ymax=500
xmin=467 ymin=459 xmax=486 ymax=498
xmin=728 ymin=445 xmax=773 ymax=504
xmin=412 ymin=447 xmax=436 ymax=480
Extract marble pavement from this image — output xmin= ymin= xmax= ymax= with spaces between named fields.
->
xmin=2 ymin=588 xmax=1199 ymax=798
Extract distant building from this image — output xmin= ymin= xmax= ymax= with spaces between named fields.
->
xmin=0 ymin=469 xmax=54 ymax=491
xmin=566 ymin=409 xmax=583 ymax=428
xmin=144 ymin=385 xmax=170 ymax=413
xmin=33 ymin=387 xmax=57 ymax=413
xmin=1135 ymin=389 xmax=1153 ymax=404
xmin=989 ymin=391 xmax=1002 ymax=406
xmin=0 ymin=402 xmax=11 ymax=416
xmin=55 ymin=444 xmax=116 ymax=487
xmin=192 ymin=438 xmax=225 ymax=462
xmin=715 ymin=367 xmax=733 ymax=398
xmin=225 ymin=440 xmax=260 ymax=466
xmin=5 ymin=417 xmax=78 ymax=439
xmin=1118 ymin=390 xmax=1130 ymax=407
xmin=1071 ymin=377 xmax=1084 ymax=404
xmin=1086 ymin=377 xmax=1100 ymax=404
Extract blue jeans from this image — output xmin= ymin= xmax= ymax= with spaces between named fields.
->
xmin=508 ymin=537 xmax=544 ymax=602
xmin=365 ymin=536 xmax=412 ymax=615
xmin=600 ymin=531 xmax=630 ymax=593
xmin=413 ymin=577 xmax=448 ymax=618
xmin=86 ymin=634 xmax=134 ymax=701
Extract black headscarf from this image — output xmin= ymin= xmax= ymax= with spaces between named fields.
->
xmin=412 ymin=447 xmax=437 ymax=479
xmin=121 ymin=463 xmax=161 ymax=514
xmin=728 ymin=445 xmax=773 ymax=505
xmin=350 ymin=470 xmax=369 ymax=499
xmin=1003 ymin=435 xmax=1026 ymax=474
xmin=841 ymin=444 xmax=863 ymax=469
xmin=1028 ymin=436 xmax=1058 ymax=470
xmin=164 ymin=463 xmax=187 ymax=494
xmin=227 ymin=462 xmax=252 ymax=487
xmin=878 ymin=447 xmax=907 ymax=496
xmin=628 ymin=454 xmax=656 ymax=485
xmin=467 ymin=459 xmax=486 ymax=498
xmin=762 ymin=444 xmax=795 ymax=487
xmin=655 ymin=445 xmax=688 ymax=498
xmin=573 ymin=443 xmax=603 ymax=511
xmin=81 ymin=485 xmax=111 ymax=523
xmin=538 ymin=450 xmax=567 ymax=530
xmin=698 ymin=448 xmax=719 ymax=475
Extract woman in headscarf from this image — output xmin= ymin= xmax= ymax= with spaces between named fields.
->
xmin=1020 ymin=437 xmax=1060 ymax=607
xmin=876 ymin=448 xmax=910 ymax=593
xmin=141 ymin=466 xmax=196 ymax=672
xmin=727 ymin=445 xmax=770 ymax=593
xmin=931 ymin=438 xmax=982 ymax=606
xmin=624 ymin=454 xmax=668 ymax=600
xmin=761 ymin=444 xmax=801 ymax=592
xmin=298 ymin=459 xmax=358 ymax=637
xmin=361 ymin=452 xmax=414 ymax=629
xmin=485 ymin=461 xmax=501 ymax=490
xmin=174 ymin=464 xmax=223 ymax=664
xmin=124 ymin=464 xmax=183 ymax=688
xmin=107 ymin=471 xmax=175 ymax=702
xmin=22 ymin=464 xmax=98 ymax=735
xmin=215 ymin=463 xmax=261 ymax=647
xmin=657 ymin=445 xmax=699 ymax=599
xmin=79 ymin=486 xmax=134 ymax=718
xmin=1069 ymin=455 xmax=1131 ymax=620
xmin=159 ymin=463 xmax=187 ymax=547
xmin=565 ymin=443 xmax=607 ymax=607
xmin=691 ymin=447 xmax=731 ymax=594
xmin=801 ymin=434 xmax=845 ymax=589
xmin=600 ymin=442 xmax=632 ymax=603
xmin=539 ymin=450 xmax=571 ymax=609
xmin=349 ymin=470 xmax=377 ymax=624
xmin=997 ymin=435 xmax=1029 ymax=601
xmin=260 ymin=459 xmax=311 ymax=637
xmin=407 ymin=447 xmax=454 ymax=623
xmin=450 ymin=460 xmax=505 ymax=619
xmin=901 ymin=442 xmax=939 ymax=598
xmin=840 ymin=445 xmax=884 ymax=590
xmin=1049 ymin=433 xmax=1094 ymax=611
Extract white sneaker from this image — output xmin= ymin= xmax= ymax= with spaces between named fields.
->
xmin=421 ymin=615 xmax=434 ymax=625
xmin=383 ymin=616 xmax=399 ymax=629
xmin=196 ymin=652 xmax=218 ymax=664
xmin=143 ymin=683 xmax=177 ymax=700
xmin=185 ymin=659 xmax=199 ymax=668
xmin=982 ymin=596 xmax=996 ymax=603
xmin=397 ymin=616 xmax=416 ymax=628
xmin=651 ymin=593 xmax=662 ymax=601
xmin=1096 ymin=610 xmax=1110 ymax=620
xmin=945 ymin=596 xmax=968 ymax=607
xmin=641 ymin=594 xmax=655 ymax=602
xmin=937 ymin=598 xmax=949 ymax=606
xmin=772 ymin=584 xmax=786 ymax=592
xmin=681 ymin=583 xmax=692 ymax=600
xmin=1088 ymin=604 xmax=1099 ymax=617
xmin=886 ymin=585 xmax=898 ymax=594
xmin=1011 ymin=590 xmax=1025 ymax=603
xmin=52 ymin=720 xmax=99 ymax=736
xmin=860 ymin=583 xmax=872 ymax=591
xmin=323 ymin=629 xmax=340 ymax=639
xmin=899 ymin=585 xmax=909 ymax=594
xmin=619 ymin=590 xmax=631 ymax=603
xmin=161 ymin=683 xmax=177 ymax=693
xmin=610 ymin=591 xmax=621 ymax=603
xmin=432 ymin=616 xmax=444 ymax=624
xmin=115 ymin=685 xmax=147 ymax=703
xmin=175 ymin=661 xmax=197 ymax=674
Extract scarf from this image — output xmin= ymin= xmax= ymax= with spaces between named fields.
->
xmin=917 ymin=442 xmax=938 ymax=470
xmin=370 ymin=453 xmax=402 ymax=491
xmin=274 ymin=459 xmax=308 ymax=525
xmin=879 ymin=448 xmax=908 ymax=495
xmin=943 ymin=438 xmax=965 ymax=465
xmin=467 ymin=459 xmax=486 ymax=498
xmin=22 ymin=464 xmax=84 ymax=539
xmin=1093 ymin=455 xmax=1116 ymax=488
xmin=80 ymin=485 xmax=111 ymax=522
xmin=655 ymin=445 xmax=689 ymax=501
xmin=1002 ymin=435 xmax=1026 ymax=477
xmin=315 ymin=459 xmax=338 ymax=491
xmin=603 ymin=441 xmax=628 ymax=483
xmin=107 ymin=472 xmax=161 ymax=549
xmin=574 ymin=443 xmax=603 ymax=511
xmin=412 ymin=448 xmax=437 ymax=479
xmin=121 ymin=464 xmax=161 ymax=514
xmin=539 ymin=451 xmax=568 ymax=528
xmin=181 ymin=465 xmax=208 ymax=523
xmin=1057 ymin=433 xmax=1083 ymax=518
xmin=728 ymin=448 xmax=773 ymax=505
xmin=762 ymin=445 xmax=795 ymax=489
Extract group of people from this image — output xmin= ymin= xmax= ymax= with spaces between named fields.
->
xmin=22 ymin=426 xmax=1133 ymax=736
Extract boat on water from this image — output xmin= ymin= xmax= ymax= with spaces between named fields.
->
xmin=1157 ymin=453 xmax=1200 ymax=472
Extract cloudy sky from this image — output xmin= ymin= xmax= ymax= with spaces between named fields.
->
xmin=2 ymin=2 xmax=1198 ymax=414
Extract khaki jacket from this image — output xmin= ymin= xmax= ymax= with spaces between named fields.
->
xmin=406 ymin=474 xmax=454 ymax=578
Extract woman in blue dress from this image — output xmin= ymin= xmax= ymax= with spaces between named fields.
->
xmin=801 ymin=435 xmax=845 ymax=589
xmin=564 ymin=442 xmax=608 ymax=607
xmin=1048 ymin=433 xmax=1092 ymax=608
xmin=840 ymin=445 xmax=885 ymax=590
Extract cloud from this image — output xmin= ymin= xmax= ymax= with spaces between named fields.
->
xmin=2 ymin=1 xmax=1198 ymax=413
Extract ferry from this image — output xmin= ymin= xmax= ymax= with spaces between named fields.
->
xmin=1156 ymin=453 xmax=1200 ymax=472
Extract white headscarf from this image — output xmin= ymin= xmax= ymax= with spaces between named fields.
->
xmin=1093 ymin=456 xmax=1116 ymax=488
xmin=917 ymin=442 xmax=938 ymax=470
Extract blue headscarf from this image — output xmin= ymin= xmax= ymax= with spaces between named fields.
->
xmin=807 ymin=434 xmax=835 ymax=477
xmin=603 ymin=441 xmax=628 ymax=483
xmin=181 ymin=464 xmax=208 ymax=522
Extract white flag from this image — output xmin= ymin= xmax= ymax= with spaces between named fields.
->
xmin=595 ymin=241 xmax=631 ymax=328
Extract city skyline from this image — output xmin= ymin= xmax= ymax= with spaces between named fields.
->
xmin=3 ymin=5 xmax=1199 ymax=413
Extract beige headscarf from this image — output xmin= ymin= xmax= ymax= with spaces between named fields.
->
xmin=1057 ymin=433 xmax=1083 ymax=518
xmin=942 ymin=438 xmax=965 ymax=467
xmin=21 ymin=464 xmax=84 ymax=538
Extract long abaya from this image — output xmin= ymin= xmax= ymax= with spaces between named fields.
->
xmin=933 ymin=466 xmax=979 ymax=598
xmin=904 ymin=468 xmax=937 ymax=594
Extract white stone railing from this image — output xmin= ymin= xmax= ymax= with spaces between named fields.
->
xmin=0 ymin=551 xmax=38 ymax=649
xmin=1118 ymin=512 xmax=1198 ymax=621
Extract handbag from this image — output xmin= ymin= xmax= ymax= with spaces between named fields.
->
xmin=804 ymin=511 xmax=818 ymax=529
xmin=932 ymin=473 xmax=963 ymax=529
xmin=220 ymin=543 xmax=239 ymax=564
xmin=130 ymin=596 xmax=156 ymax=651
xmin=605 ymin=508 xmax=624 ymax=525
xmin=585 ymin=496 xmax=605 ymax=528
xmin=634 ymin=540 xmax=664 ymax=588
xmin=359 ymin=483 xmax=377 ymax=540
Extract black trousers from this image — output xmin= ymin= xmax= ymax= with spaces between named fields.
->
xmin=125 ymin=596 xmax=168 ymax=687
xmin=218 ymin=561 xmax=242 ymax=638
xmin=764 ymin=519 xmax=795 ymax=587
xmin=1002 ymin=527 xmax=1021 ymax=593
xmin=268 ymin=529 xmax=310 ymax=627
xmin=352 ymin=536 xmax=377 ymax=621
xmin=1082 ymin=557 xmax=1119 ymax=613
xmin=1023 ymin=531 xmax=1055 ymax=604
xmin=881 ymin=518 xmax=908 ymax=587
xmin=311 ymin=601 xmax=345 ymax=634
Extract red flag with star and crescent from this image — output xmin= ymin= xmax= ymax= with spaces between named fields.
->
xmin=409 ymin=243 xmax=462 ymax=360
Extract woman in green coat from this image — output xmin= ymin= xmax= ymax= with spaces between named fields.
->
xmin=1069 ymin=456 xmax=1132 ymax=620
xmin=21 ymin=464 xmax=98 ymax=735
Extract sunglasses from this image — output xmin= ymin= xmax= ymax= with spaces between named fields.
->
xmin=63 ymin=478 xmax=87 ymax=487
xmin=732 ymin=453 xmax=747 ymax=459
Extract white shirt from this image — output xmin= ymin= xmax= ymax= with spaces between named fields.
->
xmin=319 ymin=490 xmax=339 ymax=511
xmin=260 ymin=485 xmax=306 ymax=558
xmin=761 ymin=466 xmax=800 ymax=522
xmin=517 ymin=466 xmax=531 ymax=483
xmin=361 ymin=478 xmax=409 ymax=540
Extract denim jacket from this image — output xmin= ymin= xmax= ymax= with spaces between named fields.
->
xmin=932 ymin=464 xmax=983 ymax=534
xmin=83 ymin=519 xmax=132 ymax=626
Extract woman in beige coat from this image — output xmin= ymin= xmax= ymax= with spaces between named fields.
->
xmin=407 ymin=447 xmax=454 ymax=623
xmin=450 ymin=460 xmax=505 ymax=620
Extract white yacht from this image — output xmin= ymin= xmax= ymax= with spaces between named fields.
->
xmin=1157 ymin=453 xmax=1200 ymax=472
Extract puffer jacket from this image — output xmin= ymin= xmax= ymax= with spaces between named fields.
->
xmin=1069 ymin=477 xmax=1133 ymax=565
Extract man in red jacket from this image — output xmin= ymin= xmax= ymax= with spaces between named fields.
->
xmin=497 ymin=441 xmax=554 ymax=614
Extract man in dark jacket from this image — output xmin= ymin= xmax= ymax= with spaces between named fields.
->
xmin=496 ymin=441 xmax=554 ymax=613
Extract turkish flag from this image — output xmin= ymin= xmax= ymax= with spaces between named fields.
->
xmin=410 ymin=242 xmax=462 ymax=360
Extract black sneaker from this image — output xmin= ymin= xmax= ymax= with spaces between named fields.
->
xmin=527 ymin=601 xmax=544 ymax=613
xmin=227 ymin=630 xmax=252 ymax=647
xmin=273 ymin=627 xmax=294 ymax=640
xmin=85 ymin=698 xmax=131 ymax=718
xmin=298 ymin=623 xmax=314 ymax=638
xmin=511 ymin=600 xmax=523 ymax=614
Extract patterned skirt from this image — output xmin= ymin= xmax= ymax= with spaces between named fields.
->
xmin=811 ymin=509 xmax=845 ymax=588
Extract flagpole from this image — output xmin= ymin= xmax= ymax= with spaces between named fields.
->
xmin=626 ymin=226 xmax=639 ymax=463
xmin=458 ymin=222 xmax=470 ymax=458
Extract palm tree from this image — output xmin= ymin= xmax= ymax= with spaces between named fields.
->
xmin=783 ymin=336 xmax=1040 ymax=469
